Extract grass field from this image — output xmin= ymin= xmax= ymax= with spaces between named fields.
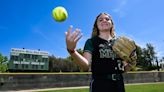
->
xmin=37 ymin=82 xmax=164 ymax=92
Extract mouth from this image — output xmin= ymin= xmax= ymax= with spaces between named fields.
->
xmin=101 ymin=23 xmax=108 ymax=27
xmin=101 ymin=21 xmax=109 ymax=25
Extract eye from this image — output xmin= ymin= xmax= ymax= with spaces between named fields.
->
xmin=98 ymin=18 xmax=103 ymax=22
xmin=98 ymin=17 xmax=111 ymax=22
xmin=105 ymin=18 xmax=110 ymax=21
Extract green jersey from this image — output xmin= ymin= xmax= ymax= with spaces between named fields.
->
xmin=84 ymin=36 xmax=124 ymax=75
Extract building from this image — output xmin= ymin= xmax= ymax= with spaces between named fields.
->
xmin=161 ymin=63 xmax=164 ymax=70
xmin=8 ymin=48 xmax=49 ymax=72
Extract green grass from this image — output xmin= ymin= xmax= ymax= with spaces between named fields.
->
xmin=126 ymin=83 xmax=164 ymax=92
xmin=37 ymin=82 xmax=164 ymax=92
xmin=38 ymin=88 xmax=89 ymax=92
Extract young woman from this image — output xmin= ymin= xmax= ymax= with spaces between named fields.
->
xmin=65 ymin=13 xmax=133 ymax=92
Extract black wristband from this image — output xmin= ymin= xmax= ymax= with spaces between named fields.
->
xmin=67 ymin=48 xmax=75 ymax=54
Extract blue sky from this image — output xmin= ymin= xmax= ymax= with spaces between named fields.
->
xmin=0 ymin=0 xmax=164 ymax=59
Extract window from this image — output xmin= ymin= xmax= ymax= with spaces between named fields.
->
xmin=32 ymin=65 xmax=35 ymax=69
xmin=22 ymin=64 xmax=24 ymax=69
xmin=42 ymin=58 xmax=48 ymax=62
xmin=24 ymin=54 xmax=30 ymax=59
xmin=25 ymin=65 xmax=28 ymax=69
xmin=11 ymin=56 xmax=19 ymax=61
xmin=15 ymin=64 xmax=18 ymax=69
xmin=41 ymin=65 xmax=44 ymax=69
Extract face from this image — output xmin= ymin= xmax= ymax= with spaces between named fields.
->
xmin=97 ymin=14 xmax=112 ymax=32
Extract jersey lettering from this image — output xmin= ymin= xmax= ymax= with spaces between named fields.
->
xmin=99 ymin=48 xmax=116 ymax=58
xmin=117 ymin=60 xmax=124 ymax=71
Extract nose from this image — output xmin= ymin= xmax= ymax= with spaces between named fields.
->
xmin=102 ymin=18 xmax=107 ymax=22
xmin=98 ymin=17 xmax=111 ymax=22
xmin=103 ymin=18 xmax=110 ymax=22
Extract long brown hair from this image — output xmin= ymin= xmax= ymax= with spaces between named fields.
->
xmin=91 ymin=13 xmax=115 ymax=38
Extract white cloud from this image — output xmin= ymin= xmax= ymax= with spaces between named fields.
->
xmin=32 ymin=27 xmax=50 ymax=42
xmin=112 ymin=0 xmax=128 ymax=18
xmin=117 ymin=31 xmax=146 ymax=48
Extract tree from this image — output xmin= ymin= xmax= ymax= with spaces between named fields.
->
xmin=136 ymin=45 xmax=142 ymax=65
xmin=136 ymin=43 xmax=157 ymax=71
xmin=0 ymin=53 xmax=8 ymax=72
xmin=146 ymin=43 xmax=156 ymax=65
xmin=66 ymin=48 xmax=88 ymax=72
xmin=49 ymin=55 xmax=80 ymax=72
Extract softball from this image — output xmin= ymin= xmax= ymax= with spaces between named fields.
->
xmin=52 ymin=6 xmax=68 ymax=22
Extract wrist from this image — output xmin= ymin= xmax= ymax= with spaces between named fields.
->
xmin=67 ymin=48 xmax=75 ymax=54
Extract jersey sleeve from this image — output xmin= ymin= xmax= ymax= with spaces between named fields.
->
xmin=83 ymin=39 xmax=93 ymax=54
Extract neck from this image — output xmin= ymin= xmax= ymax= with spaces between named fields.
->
xmin=99 ymin=31 xmax=112 ymax=41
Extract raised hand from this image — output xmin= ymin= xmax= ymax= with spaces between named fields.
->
xmin=65 ymin=25 xmax=82 ymax=51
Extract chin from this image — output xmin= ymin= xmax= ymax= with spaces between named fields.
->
xmin=102 ymin=28 xmax=110 ymax=31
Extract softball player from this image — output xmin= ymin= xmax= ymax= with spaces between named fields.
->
xmin=65 ymin=13 xmax=132 ymax=92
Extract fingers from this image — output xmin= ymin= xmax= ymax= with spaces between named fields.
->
xmin=71 ymin=28 xmax=80 ymax=40
xmin=65 ymin=25 xmax=82 ymax=42
xmin=74 ymin=32 xmax=82 ymax=43
xmin=67 ymin=25 xmax=73 ymax=35
xmin=72 ymin=28 xmax=83 ymax=42
xmin=65 ymin=25 xmax=73 ymax=37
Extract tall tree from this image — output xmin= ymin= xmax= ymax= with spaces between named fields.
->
xmin=135 ymin=43 xmax=157 ymax=70
xmin=146 ymin=43 xmax=156 ymax=65
xmin=0 ymin=53 xmax=8 ymax=72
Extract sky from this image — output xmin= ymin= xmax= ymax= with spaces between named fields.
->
xmin=0 ymin=0 xmax=164 ymax=59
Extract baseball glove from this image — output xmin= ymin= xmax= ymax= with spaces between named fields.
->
xmin=112 ymin=36 xmax=137 ymax=65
